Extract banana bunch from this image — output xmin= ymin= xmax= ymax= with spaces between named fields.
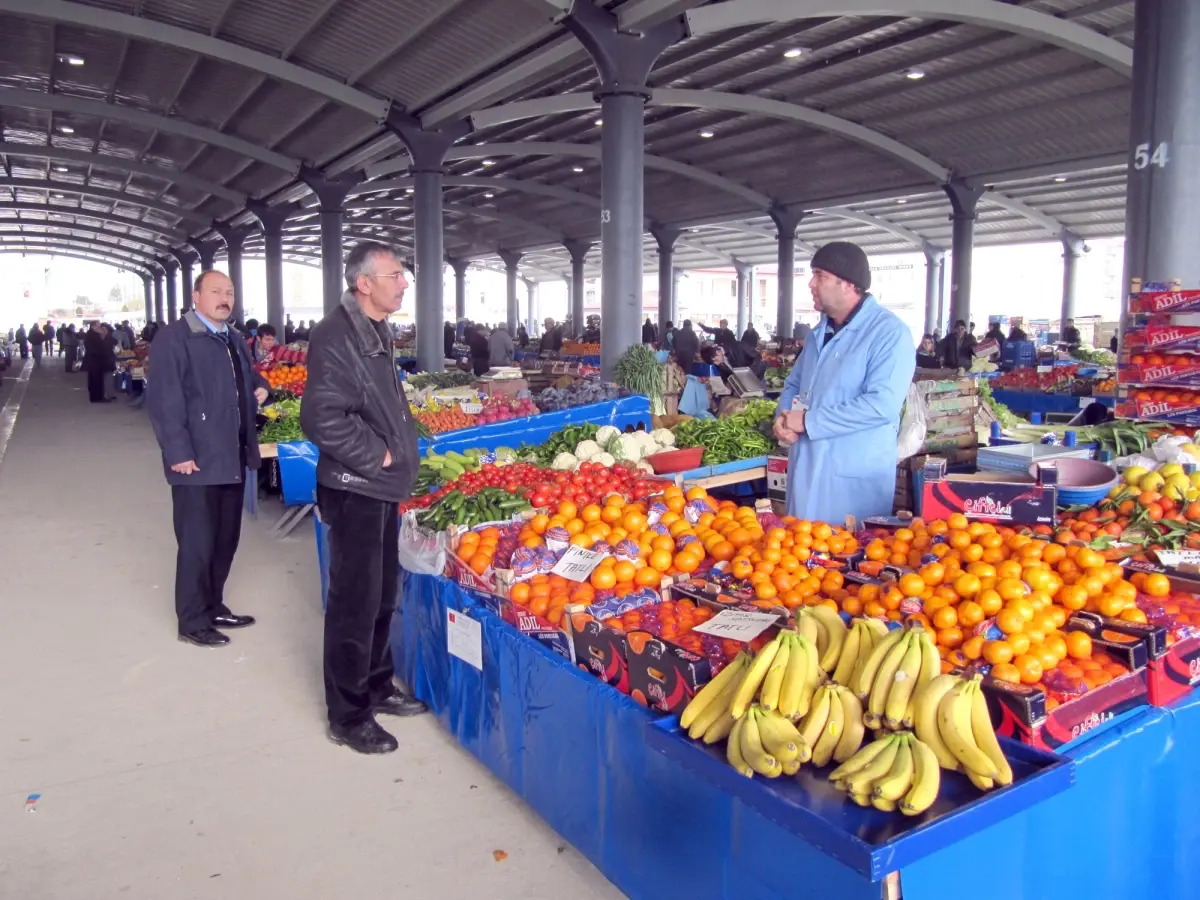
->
xmin=830 ymin=616 xmax=891 ymax=687
xmin=795 ymin=683 xmax=865 ymax=767
xmin=913 ymin=673 xmax=1013 ymax=790
xmin=852 ymin=626 xmax=940 ymax=732
xmin=680 ymin=653 xmax=750 ymax=744
xmin=724 ymin=630 xmax=820 ymax=720
xmin=728 ymin=704 xmax=813 ymax=777
xmin=793 ymin=606 xmax=849 ymax=673
xmin=829 ymin=732 xmax=941 ymax=815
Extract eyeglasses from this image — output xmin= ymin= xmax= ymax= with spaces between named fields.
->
xmin=368 ymin=272 xmax=406 ymax=282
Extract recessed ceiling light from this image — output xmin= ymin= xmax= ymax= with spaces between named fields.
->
xmin=59 ymin=125 xmax=74 ymax=134
xmin=1054 ymin=176 xmax=1068 ymax=183
xmin=572 ymin=165 xmax=583 ymax=173
xmin=897 ymin=199 xmax=907 ymax=204
xmin=594 ymin=119 xmax=602 ymax=126
xmin=52 ymin=192 xmax=65 ymax=199
xmin=783 ymin=48 xmax=807 ymax=58
xmin=484 ymin=192 xmax=494 ymax=198
xmin=405 ymin=187 xmax=414 ymax=193
xmin=905 ymin=68 xmax=926 ymax=80
xmin=58 ymin=54 xmax=85 ymax=66
xmin=54 ymin=165 xmax=68 ymax=172
xmin=482 ymin=159 xmax=495 ymax=166
xmin=699 ymin=130 xmax=714 ymax=138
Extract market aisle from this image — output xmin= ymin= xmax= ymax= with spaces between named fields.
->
xmin=0 ymin=363 xmax=624 ymax=900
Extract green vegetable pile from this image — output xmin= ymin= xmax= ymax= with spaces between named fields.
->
xmin=764 ymin=367 xmax=786 ymax=389
xmin=417 ymin=488 xmax=531 ymax=530
xmin=407 ymin=370 xmax=473 ymax=390
xmin=1072 ymin=346 xmax=1117 ymax=367
xmin=1003 ymin=420 xmax=1163 ymax=456
xmin=260 ymin=417 xmax=305 ymax=443
xmin=674 ymin=415 xmax=774 ymax=466
xmin=614 ymin=345 xmax=664 ymax=406
xmin=523 ymin=423 xmax=599 ymax=466
xmin=978 ymin=380 xmax=1025 ymax=431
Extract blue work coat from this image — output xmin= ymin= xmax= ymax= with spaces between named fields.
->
xmin=775 ymin=296 xmax=915 ymax=525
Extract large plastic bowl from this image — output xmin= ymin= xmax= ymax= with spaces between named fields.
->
xmin=646 ymin=446 xmax=704 ymax=474
xmin=1027 ymin=457 xmax=1118 ymax=508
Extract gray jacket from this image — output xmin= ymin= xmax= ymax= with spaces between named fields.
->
xmin=488 ymin=326 xmax=514 ymax=366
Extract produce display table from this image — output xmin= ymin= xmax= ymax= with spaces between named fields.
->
xmin=678 ymin=456 xmax=768 ymax=490
xmin=990 ymin=389 xmax=1115 ymax=417
xmin=386 ymin=569 xmax=1200 ymax=900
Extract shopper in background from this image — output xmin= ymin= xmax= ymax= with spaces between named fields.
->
xmin=295 ymin=320 xmax=311 ymax=341
xmin=443 ymin=320 xmax=455 ymax=359
xmin=466 ymin=325 xmax=490 ymax=376
xmin=1110 ymin=333 xmax=1119 ymax=354
xmin=28 ymin=323 xmax=44 ymax=364
xmin=659 ymin=320 xmax=677 ymax=352
xmin=250 ymin=323 xmax=280 ymax=366
xmin=489 ymin=321 xmax=515 ymax=367
xmin=674 ymin=319 xmax=699 ymax=370
xmin=285 ymin=315 xmax=296 ymax=343
xmin=1061 ymin=318 xmax=1081 ymax=350
xmin=62 ymin=324 xmax=79 ymax=372
xmin=146 ymin=270 xmax=268 ymax=649
xmin=1008 ymin=322 xmax=1028 ymax=342
xmin=517 ymin=323 xmax=529 ymax=349
xmin=939 ymin=320 xmax=975 ymax=370
xmin=542 ymin=317 xmax=563 ymax=353
xmin=773 ymin=241 xmax=914 ymax=524
xmin=301 ymin=241 xmax=427 ymax=756
xmin=917 ymin=334 xmax=940 ymax=369
xmin=742 ymin=322 xmax=760 ymax=348
xmin=984 ymin=321 xmax=1005 ymax=348
xmin=43 ymin=322 xmax=55 ymax=356
xmin=82 ymin=322 xmax=114 ymax=401
xmin=15 ymin=324 xmax=27 ymax=359
xmin=700 ymin=318 xmax=736 ymax=346
xmin=642 ymin=317 xmax=657 ymax=345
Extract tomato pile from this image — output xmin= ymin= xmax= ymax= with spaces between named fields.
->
xmin=401 ymin=460 xmax=667 ymax=512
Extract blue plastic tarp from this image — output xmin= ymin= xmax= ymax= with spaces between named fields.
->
xmin=277 ymin=440 xmax=318 ymax=506
xmin=990 ymin=389 xmax=1115 ymax=416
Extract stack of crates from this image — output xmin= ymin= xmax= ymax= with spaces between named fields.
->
xmin=894 ymin=375 xmax=980 ymax=512
xmin=1000 ymin=340 xmax=1037 ymax=369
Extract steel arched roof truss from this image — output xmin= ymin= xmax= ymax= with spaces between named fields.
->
xmin=0 ymin=177 xmax=213 ymax=228
xmin=0 ymin=201 xmax=189 ymax=242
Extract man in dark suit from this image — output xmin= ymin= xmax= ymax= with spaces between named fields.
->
xmin=147 ymin=271 xmax=270 ymax=648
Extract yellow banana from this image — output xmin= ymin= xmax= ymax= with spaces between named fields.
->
xmin=937 ymin=679 xmax=999 ymax=781
xmin=850 ymin=620 xmax=876 ymax=687
xmin=782 ymin=757 xmax=803 ymax=776
xmin=915 ymin=630 xmax=940 ymax=699
xmin=681 ymin=651 xmax=749 ymax=729
xmin=829 ymin=733 xmax=895 ymax=782
xmin=913 ymin=674 xmax=962 ymax=771
xmin=967 ymin=770 xmax=995 ymax=791
xmin=851 ymin=791 xmax=873 ymax=807
xmin=810 ymin=605 xmax=848 ymax=672
xmin=727 ymin=717 xmax=753 ymax=777
xmin=798 ymin=684 xmax=832 ymax=749
xmin=796 ymin=611 xmax=821 ymax=649
xmin=845 ymin=734 xmax=902 ymax=795
xmin=872 ymin=734 xmax=915 ymax=801
xmin=832 ymin=686 xmax=866 ymax=764
xmin=869 ymin=630 xmax=914 ymax=718
xmin=740 ymin=709 xmax=778 ymax=777
xmin=702 ymin=708 xmax=737 ymax=745
xmin=831 ymin=620 xmax=862 ymax=687
xmin=853 ymin=625 xmax=905 ymax=699
xmin=778 ymin=633 xmax=810 ymax=719
xmin=758 ymin=636 xmax=790 ymax=712
xmin=901 ymin=737 xmax=941 ymax=816
xmin=968 ymin=678 xmax=1013 ymax=786
xmin=730 ymin=637 xmax=780 ymax=719
xmin=862 ymin=617 xmax=891 ymax=640
xmin=756 ymin=709 xmax=804 ymax=765
xmin=871 ymin=797 xmax=898 ymax=812
xmin=811 ymin=684 xmax=845 ymax=767
xmin=883 ymin=634 xmax=923 ymax=729
xmin=687 ymin=678 xmax=737 ymax=740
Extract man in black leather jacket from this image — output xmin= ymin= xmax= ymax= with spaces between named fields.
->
xmin=300 ymin=241 xmax=427 ymax=755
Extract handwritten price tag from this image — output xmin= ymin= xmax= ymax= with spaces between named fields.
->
xmin=1155 ymin=550 xmax=1200 ymax=568
xmin=691 ymin=609 xmax=779 ymax=643
xmin=550 ymin=545 xmax=606 ymax=582
xmin=460 ymin=401 xmax=483 ymax=415
xmin=446 ymin=609 xmax=483 ymax=670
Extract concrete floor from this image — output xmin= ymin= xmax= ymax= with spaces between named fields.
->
xmin=0 ymin=360 xmax=624 ymax=900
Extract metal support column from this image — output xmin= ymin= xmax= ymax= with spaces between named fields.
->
xmin=1124 ymin=0 xmax=1200 ymax=287
xmin=564 ymin=4 xmax=683 ymax=379
xmin=1061 ymin=236 xmax=1086 ymax=330
xmin=769 ymin=206 xmax=805 ymax=340
xmin=249 ymin=201 xmax=296 ymax=329
xmin=564 ymin=240 xmax=591 ymax=338
xmin=499 ymin=250 xmax=522 ymax=333
xmin=214 ymin=223 xmax=251 ymax=325
xmin=734 ymin=261 xmax=751 ymax=337
xmin=190 ymin=237 xmax=218 ymax=272
xmin=448 ymin=258 xmax=469 ymax=322
xmin=923 ymin=249 xmax=945 ymax=335
xmin=163 ymin=258 xmax=179 ymax=323
xmin=171 ymin=248 xmax=196 ymax=312
xmin=152 ymin=268 xmax=164 ymax=323
xmin=523 ymin=278 xmax=539 ymax=334
xmin=141 ymin=273 xmax=152 ymax=325
xmin=673 ymin=268 xmax=683 ymax=319
xmin=943 ymin=180 xmax=984 ymax=328
xmin=300 ymin=167 xmax=361 ymax=316
xmin=651 ymin=226 xmax=681 ymax=329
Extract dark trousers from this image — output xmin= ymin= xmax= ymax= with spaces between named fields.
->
xmin=86 ymin=368 xmax=106 ymax=401
xmin=64 ymin=346 xmax=76 ymax=371
xmin=171 ymin=483 xmax=242 ymax=633
xmin=319 ymin=483 xmax=399 ymax=729
xmin=31 ymin=343 xmax=41 ymax=363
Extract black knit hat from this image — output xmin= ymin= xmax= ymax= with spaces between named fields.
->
xmin=810 ymin=241 xmax=871 ymax=292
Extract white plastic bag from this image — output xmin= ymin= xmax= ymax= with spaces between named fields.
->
xmin=897 ymin=383 xmax=927 ymax=460
xmin=396 ymin=509 xmax=448 ymax=575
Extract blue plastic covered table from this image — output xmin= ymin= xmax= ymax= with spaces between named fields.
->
xmin=393 ymin=570 xmax=1200 ymax=900
xmin=990 ymin=390 xmax=1115 ymax=417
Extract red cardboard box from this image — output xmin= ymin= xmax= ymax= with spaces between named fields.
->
xmin=920 ymin=457 xmax=1058 ymax=526
xmin=1130 ymin=288 xmax=1200 ymax=315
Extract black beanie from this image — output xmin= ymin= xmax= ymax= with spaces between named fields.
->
xmin=810 ymin=241 xmax=871 ymax=292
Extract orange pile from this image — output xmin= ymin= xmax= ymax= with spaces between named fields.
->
xmin=263 ymin=363 xmax=306 ymax=392
xmin=457 ymin=526 xmax=500 ymax=575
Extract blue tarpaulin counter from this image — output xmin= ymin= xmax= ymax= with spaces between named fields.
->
xmin=383 ymin=568 xmax=1200 ymax=900
xmin=990 ymin=389 xmax=1115 ymax=417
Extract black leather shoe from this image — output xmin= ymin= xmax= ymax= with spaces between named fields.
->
xmin=178 ymin=628 xmax=229 ymax=647
xmin=328 ymin=719 xmax=398 ymax=754
xmin=213 ymin=614 xmax=255 ymax=629
xmin=374 ymin=692 xmax=428 ymax=717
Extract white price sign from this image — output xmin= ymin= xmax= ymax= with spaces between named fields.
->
xmin=446 ymin=609 xmax=483 ymax=670
xmin=691 ymin=610 xmax=779 ymax=643
xmin=550 ymin=545 xmax=606 ymax=582
xmin=1155 ymin=550 xmax=1200 ymax=568
xmin=1079 ymin=397 xmax=1097 ymax=409
xmin=459 ymin=401 xmax=483 ymax=415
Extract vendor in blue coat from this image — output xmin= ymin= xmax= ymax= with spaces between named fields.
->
xmin=773 ymin=242 xmax=915 ymax=525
